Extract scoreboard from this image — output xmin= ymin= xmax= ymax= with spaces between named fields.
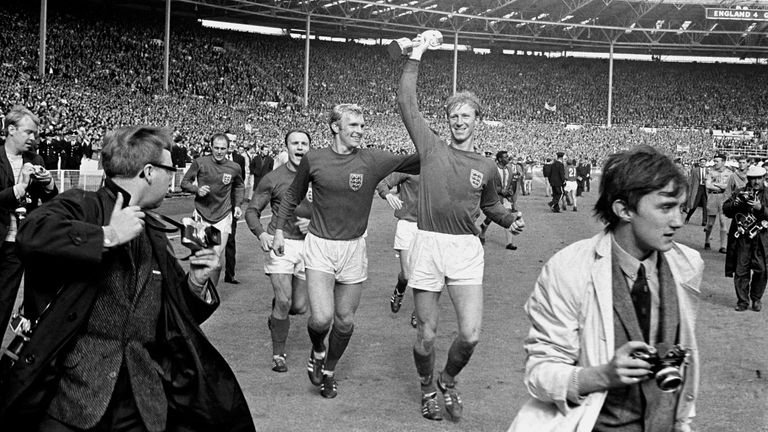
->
xmin=706 ymin=8 xmax=768 ymax=21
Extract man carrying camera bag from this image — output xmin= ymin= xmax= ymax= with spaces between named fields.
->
xmin=0 ymin=106 xmax=57 ymax=348
xmin=509 ymin=146 xmax=702 ymax=432
xmin=0 ymin=126 xmax=254 ymax=431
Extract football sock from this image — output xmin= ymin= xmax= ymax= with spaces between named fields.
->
xmin=395 ymin=277 xmax=408 ymax=295
xmin=270 ymin=316 xmax=290 ymax=356
xmin=413 ymin=345 xmax=436 ymax=393
xmin=308 ymin=324 xmax=330 ymax=356
xmin=444 ymin=338 xmax=478 ymax=378
xmin=324 ymin=324 xmax=354 ymax=373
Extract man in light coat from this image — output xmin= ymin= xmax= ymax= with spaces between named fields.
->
xmin=509 ymin=145 xmax=703 ymax=432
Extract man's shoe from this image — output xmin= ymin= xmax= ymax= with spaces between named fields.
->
xmin=390 ymin=288 xmax=405 ymax=313
xmin=421 ymin=393 xmax=443 ymax=421
xmin=320 ymin=374 xmax=337 ymax=398
xmin=437 ymin=375 xmax=463 ymax=421
xmin=224 ymin=277 xmax=240 ymax=284
xmin=704 ymin=243 xmax=711 ymax=250
xmin=752 ymin=301 xmax=762 ymax=312
xmin=505 ymin=244 xmax=517 ymax=251
xmin=719 ymin=247 xmax=727 ymax=254
xmin=272 ymin=355 xmax=288 ymax=373
xmin=573 ymin=206 xmax=578 ymax=212
xmin=735 ymin=304 xmax=749 ymax=312
xmin=307 ymin=352 xmax=325 ymax=386
xmin=410 ymin=312 xmax=417 ymax=328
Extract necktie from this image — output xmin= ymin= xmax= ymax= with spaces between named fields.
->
xmin=631 ymin=264 xmax=651 ymax=342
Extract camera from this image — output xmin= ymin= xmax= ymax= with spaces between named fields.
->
xmin=30 ymin=165 xmax=48 ymax=179
xmin=737 ymin=189 xmax=756 ymax=206
xmin=0 ymin=313 xmax=33 ymax=371
xmin=734 ymin=213 xmax=768 ymax=239
xmin=180 ymin=217 xmax=221 ymax=252
xmin=14 ymin=194 xmax=32 ymax=221
xmin=631 ymin=345 xmax=688 ymax=392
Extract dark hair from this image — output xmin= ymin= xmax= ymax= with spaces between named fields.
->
xmin=594 ymin=145 xmax=687 ymax=231
xmin=102 ymin=126 xmax=172 ymax=178
xmin=495 ymin=150 xmax=508 ymax=161
xmin=284 ymin=129 xmax=312 ymax=146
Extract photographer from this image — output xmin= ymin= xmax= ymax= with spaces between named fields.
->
xmin=723 ymin=165 xmax=768 ymax=312
xmin=509 ymin=146 xmax=702 ymax=432
xmin=0 ymin=106 xmax=57 ymax=348
xmin=0 ymin=126 xmax=254 ymax=431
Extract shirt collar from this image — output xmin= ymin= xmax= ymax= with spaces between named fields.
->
xmin=611 ymin=233 xmax=658 ymax=281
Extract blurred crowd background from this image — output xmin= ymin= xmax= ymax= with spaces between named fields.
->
xmin=2 ymin=4 xmax=767 ymax=174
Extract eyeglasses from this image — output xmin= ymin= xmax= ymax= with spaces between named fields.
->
xmin=149 ymin=162 xmax=177 ymax=173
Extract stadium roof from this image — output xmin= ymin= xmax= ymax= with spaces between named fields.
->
xmin=132 ymin=0 xmax=768 ymax=58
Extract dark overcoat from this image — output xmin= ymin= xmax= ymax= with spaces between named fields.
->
xmin=722 ymin=185 xmax=768 ymax=278
xmin=0 ymin=180 xmax=255 ymax=431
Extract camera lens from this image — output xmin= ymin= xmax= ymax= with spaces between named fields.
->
xmin=655 ymin=366 xmax=683 ymax=392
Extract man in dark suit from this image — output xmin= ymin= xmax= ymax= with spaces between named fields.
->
xmin=0 ymin=106 xmax=58 ymax=348
xmin=547 ymin=151 xmax=566 ymax=213
xmin=685 ymin=157 xmax=708 ymax=225
xmin=225 ymin=141 xmax=246 ymax=284
xmin=576 ymin=157 xmax=590 ymax=197
xmin=479 ymin=150 xmax=519 ymax=250
xmin=0 ymin=126 xmax=255 ymax=431
xmin=249 ymin=144 xmax=274 ymax=192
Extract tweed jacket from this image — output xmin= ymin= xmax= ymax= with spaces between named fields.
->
xmin=0 ymin=180 xmax=255 ymax=431
xmin=508 ymin=231 xmax=703 ymax=432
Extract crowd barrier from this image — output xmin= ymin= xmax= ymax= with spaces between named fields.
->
xmin=47 ymin=169 xmax=189 ymax=193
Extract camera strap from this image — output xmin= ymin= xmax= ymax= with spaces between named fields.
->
xmin=143 ymin=210 xmax=185 ymax=233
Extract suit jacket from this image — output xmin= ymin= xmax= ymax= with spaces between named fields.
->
xmin=548 ymin=160 xmax=566 ymax=186
xmin=490 ymin=165 xmax=516 ymax=200
xmin=231 ymin=152 xmax=246 ymax=177
xmin=686 ymin=164 xmax=707 ymax=209
xmin=249 ymin=154 xmax=274 ymax=188
xmin=0 ymin=149 xmax=58 ymax=240
xmin=508 ymin=232 xmax=702 ymax=432
xmin=0 ymin=180 xmax=255 ymax=431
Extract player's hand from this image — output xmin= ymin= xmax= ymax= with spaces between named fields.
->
xmin=385 ymin=194 xmax=403 ymax=210
xmin=295 ymin=217 xmax=310 ymax=234
xmin=409 ymin=35 xmax=428 ymax=59
xmin=233 ymin=206 xmax=243 ymax=219
xmin=750 ymin=199 xmax=762 ymax=211
xmin=258 ymin=232 xmax=273 ymax=252
xmin=105 ymin=193 xmax=145 ymax=246
xmin=188 ymin=247 xmax=220 ymax=286
xmin=197 ymin=185 xmax=211 ymax=197
xmin=272 ymin=229 xmax=286 ymax=256
xmin=598 ymin=341 xmax=653 ymax=389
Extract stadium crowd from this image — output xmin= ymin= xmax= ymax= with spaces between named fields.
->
xmin=1 ymin=5 xmax=767 ymax=166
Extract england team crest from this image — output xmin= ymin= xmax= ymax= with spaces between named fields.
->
xmin=470 ymin=169 xmax=483 ymax=189
xmin=349 ymin=173 xmax=364 ymax=191
xmin=222 ymin=173 xmax=232 ymax=185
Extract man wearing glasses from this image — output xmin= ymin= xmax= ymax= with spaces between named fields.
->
xmin=2 ymin=126 xmax=254 ymax=431
xmin=181 ymin=133 xmax=245 ymax=285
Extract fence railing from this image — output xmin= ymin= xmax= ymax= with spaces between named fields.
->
xmin=48 ymin=170 xmax=189 ymax=193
